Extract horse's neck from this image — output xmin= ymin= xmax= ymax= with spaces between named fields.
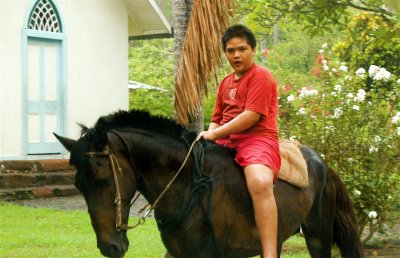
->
xmin=127 ymin=132 xmax=192 ymax=204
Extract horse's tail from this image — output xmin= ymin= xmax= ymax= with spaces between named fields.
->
xmin=329 ymin=168 xmax=364 ymax=258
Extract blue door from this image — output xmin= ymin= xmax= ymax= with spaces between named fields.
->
xmin=25 ymin=38 xmax=63 ymax=154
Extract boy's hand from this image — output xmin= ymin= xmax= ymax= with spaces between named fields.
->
xmin=197 ymin=131 xmax=218 ymax=142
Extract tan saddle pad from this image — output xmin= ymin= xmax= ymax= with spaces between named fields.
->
xmin=278 ymin=139 xmax=308 ymax=188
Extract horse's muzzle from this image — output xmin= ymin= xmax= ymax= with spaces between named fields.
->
xmin=98 ymin=236 xmax=129 ymax=258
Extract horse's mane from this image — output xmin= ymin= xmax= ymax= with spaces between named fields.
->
xmin=72 ymin=109 xmax=195 ymax=166
xmin=93 ymin=109 xmax=188 ymax=139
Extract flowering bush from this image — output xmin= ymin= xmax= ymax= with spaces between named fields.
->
xmin=278 ymin=44 xmax=400 ymax=240
xmin=333 ymin=12 xmax=400 ymax=92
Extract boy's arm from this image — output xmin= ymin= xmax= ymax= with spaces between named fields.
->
xmin=199 ymin=110 xmax=260 ymax=141
xmin=208 ymin=122 xmax=221 ymax=131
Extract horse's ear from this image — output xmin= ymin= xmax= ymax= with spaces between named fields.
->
xmin=53 ymin=133 xmax=76 ymax=152
xmin=93 ymin=127 xmax=108 ymax=151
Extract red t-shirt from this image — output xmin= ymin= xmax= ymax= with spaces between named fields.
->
xmin=211 ymin=63 xmax=279 ymax=140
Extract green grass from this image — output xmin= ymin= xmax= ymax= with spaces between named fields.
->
xmin=0 ymin=202 xmax=337 ymax=257
xmin=0 ymin=202 xmax=166 ymax=257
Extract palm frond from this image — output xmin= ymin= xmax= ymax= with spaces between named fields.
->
xmin=175 ymin=0 xmax=235 ymax=125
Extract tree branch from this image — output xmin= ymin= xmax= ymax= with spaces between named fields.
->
xmin=347 ymin=0 xmax=393 ymax=16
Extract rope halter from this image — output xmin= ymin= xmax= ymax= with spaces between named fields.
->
xmin=85 ymin=146 xmax=130 ymax=231
xmin=84 ymin=137 xmax=201 ymax=231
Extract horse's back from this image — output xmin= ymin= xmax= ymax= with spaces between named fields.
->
xmin=299 ymin=146 xmax=328 ymax=185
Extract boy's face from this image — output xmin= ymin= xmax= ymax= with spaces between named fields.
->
xmin=224 ymin=37 xmax=255 ymax=77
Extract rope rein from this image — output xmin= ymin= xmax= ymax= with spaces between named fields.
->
xmin=85 ymin=136 xmax=221 ymax=254
xmin=85 ymin=137 xmax=200 ymax=231
xmin=155 ymin=136 xmax=221 ymax=256
xmin=157 ymin=138 xmax=211 ymax=230
xmin=146 ymin=138 xmax=200 ymax=213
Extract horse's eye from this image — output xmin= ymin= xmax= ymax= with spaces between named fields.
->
xmin=95 ymin=178 xmax=110 ymax=188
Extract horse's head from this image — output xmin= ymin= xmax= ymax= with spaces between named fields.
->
xmin=54 ymin=128 xmax=136 ymax=258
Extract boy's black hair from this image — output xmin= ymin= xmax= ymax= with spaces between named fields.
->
xmin=221 ymin=24 xmax=257 ymax=51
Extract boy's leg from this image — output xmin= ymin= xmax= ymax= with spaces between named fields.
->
xmin=243 ymin=164 xmax=277 ymax=258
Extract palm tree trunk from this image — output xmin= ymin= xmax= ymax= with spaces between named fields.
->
xmin=173 ymin=0 xmax=193 ymax=72
xmin=173 ymin=0 xmax=204 ymax=133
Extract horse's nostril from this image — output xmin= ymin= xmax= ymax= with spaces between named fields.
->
xmin=100 ymin=244 xmax=124 ymax=258
xmin=109 ymin=244 xmax=120 ymax=257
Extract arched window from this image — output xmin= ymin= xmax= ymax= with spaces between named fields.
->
xmin=22 ymin=0 xmax=66 ymax=155
xmin=28 ymin=0 xmax=62 ymax=33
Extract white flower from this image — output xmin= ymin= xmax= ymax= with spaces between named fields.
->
xmin=374 ymin=136 xmax=382 ymax=142
xmin=369 ymin=146 xmax=378 ymax=153
xmin=339 ymin=65 xmax=348 ymax=72
xmin=331 ymin=92 xmax=337 ymax=97
xmin=354 ymin=189 xmax=361 ymax=196
xmin=345 ymin=75 xmax=352 ymax=81
xmin=323 ymin=64 xmax=329 ymax=71
xmin=332 ymin=68 xmax=337 ymax=73
xmin=299 ymin=87 xmax=318 ymax=98
xmin=345 ymin=93 xmax=354 ymax=104
xmin=332 ymin=107 xmax=343 ymax=118
xmin=368 ymin=211 xmax=377 ymax=219
xmin=322 ymin=43 xmax=328 ymax=48
xmin=319 ymin=49 xmax=324 ymax=53
xmin=347 ymin=93 xmax=354 ymax=99
xmin=355 ymin=68 xmax=366 ymax=79
xmin=298 ymin=108 xmax=307 ymax=115
xmin=392 ymin=112 xmax=400 ymax=124
xmin=367 ymin=65 xmax=391 ymax=81
xmin=287 ymin=94 xmax=295 ymax=102
xmin=320 ymin=153 xmax=325 ymax=159
xmin=348 ymin=158 xmax=354 ymax=163
xmin=397 ymin=79 xmax=400 ymax=84
xmin=368 ymin=65 xmax=380 ymax=77
xmin=354 ymin=89 xmax=366 ymax=102
xmin=334 ymin=85 xmax=342 ymax=92
xmin=373 ymin=67 xmax=391 ymax=81
xmin=397 ymin=127 xmax=400 ymax=136
xmin=322 ymin=60 xmax=327 ymax=64
xmin=352 ymin=105 xmax=360 ymax=110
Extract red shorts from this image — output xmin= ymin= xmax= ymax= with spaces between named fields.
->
xmin=216 ymin=135 xmax=281 ymax=182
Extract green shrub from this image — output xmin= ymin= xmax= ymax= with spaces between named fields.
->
xmin=128 ymin=39 xmax=175 ymax=118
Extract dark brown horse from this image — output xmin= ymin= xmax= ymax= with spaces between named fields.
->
xmin=55 ymin=110 xmax=364 ymax=258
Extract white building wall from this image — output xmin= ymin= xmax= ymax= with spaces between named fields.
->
xmin=0 ymin=0 xmax=129 ymax=158
xmin=59 ymin=0 xmax=129 ymax=139
xmin=0 ymin=0 xmax=30 ymax=158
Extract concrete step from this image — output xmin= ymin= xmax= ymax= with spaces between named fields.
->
xmin=0 ymin=159 xmax=74 ymax=174
xmin=0 ymin=172 xmax=75 ymax=189
xmin=0 ymin=185 xmax=79 ymax=201
xmin=0 ymin=160 xmax=78 ymax=200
